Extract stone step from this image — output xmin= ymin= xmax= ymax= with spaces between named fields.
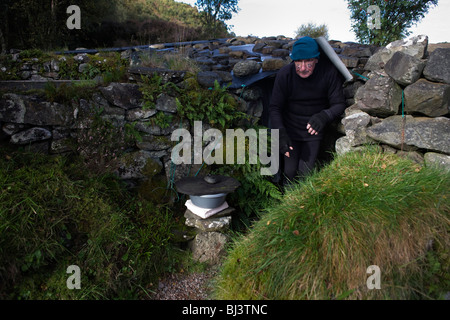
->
xmin=184 ymin=207 xmax=235 ymax=232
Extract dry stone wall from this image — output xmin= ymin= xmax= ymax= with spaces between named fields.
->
xmin=336 ymin=35 xmax=450 ymax=171
xmin=2 ymin=35 xmax=448 ymax=266
xmin=1 ymin=34 xmax=449 ymax=183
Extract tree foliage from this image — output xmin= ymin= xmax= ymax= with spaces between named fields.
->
xmin=295 ymin=22 xmax=329 ymax=40
xmin=195 ymin=0 xmax=240 ymax=37
xmin=0 ymin=0 xmax=230 ymax=52
xmin=347 ymin=0 xmax=438 ymax=46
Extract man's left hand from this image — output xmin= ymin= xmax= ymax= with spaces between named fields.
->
xmin=307 ymin=111 xmax=329 ymax=135
xmin=306 ymin=123 xmax=318 ymax=135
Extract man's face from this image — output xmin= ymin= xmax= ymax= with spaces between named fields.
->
xmin=294 ymin=58 xmax=318 ymax=78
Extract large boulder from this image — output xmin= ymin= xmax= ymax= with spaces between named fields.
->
xmin=335 ymin=135 xmax=380 ymax=155
xmin=0 ymin=93 xmax=74 ymax=126
xmin=366 ymin=115 xmax=450 ymax=154
xmin=10 ymin=127 xmax=52 ymax=145
xmin=232 ymin=60 xmax=261 ymax=78
xmin=263 ymin=39 xmax=286 ymax=49
xmin=354 ymin=75 xmax=403 ymax=117
xmin=99 ymin=83 xmax=143 ymax=110
xmin=272 ymin=49 xmax=290 ymax=58
xmin=261 ymin=58 xmax=288 ymax=71
xmin=423 ymin=48 xmax=450 ymax=84
xmin=196 ymin=70 xmax=232 ymax=88
xmin=364 ymin=35 xmax=428 ymax=71
xmin=340 ymin=44 xmax=374 ymax=58
xmin=240 ymin=85 xmax=263 ymax=101
xmin=340 ymin=111 xmax=373 ymax=147
xmin=114 ymin=150 xmax=163 ymax=180
xmin=188 ymin=231 xmax=229 ymax=265
xmin=155 ymin=93 xmax=178 ymax=113
xmin=384 ymin=51 xmax=426 ymax=86
xmin=424 ymin=152 xmax=450 ymax=172
xmin=196 ymin=71 xmax=223 ymax=88
xmin=404 ymin=79 xmax=450 ymax=117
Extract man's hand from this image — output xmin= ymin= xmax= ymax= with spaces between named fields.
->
xmin=284 ymin=146 xmax=294 ymax=158
xmin=279 ymin=128 xmax=294 ymax=157
xmin=306 ymin=123 xmax=318 ymax=135
xmin=307 ymin=111 xmax=330 ymax=135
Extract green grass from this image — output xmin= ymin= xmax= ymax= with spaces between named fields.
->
xmin=0 ymin=147 xmax=186 ymax=299
xmin=213 ymin=147 xmax=450 ymax=300
xmin=139 ymin=50 xmax=201 ymax=73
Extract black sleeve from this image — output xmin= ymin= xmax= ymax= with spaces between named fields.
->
xmin=322 ymin=67 xmax=346 ymax=121
xmin=268 ymin=66 xmax=290 ymax=129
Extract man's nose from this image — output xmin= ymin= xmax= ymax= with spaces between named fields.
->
xmin=298 ymin=63 xmax=308 ymax=71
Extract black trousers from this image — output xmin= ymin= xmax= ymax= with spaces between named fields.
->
xmin=282 ymin=139 xmax=321 ymax=184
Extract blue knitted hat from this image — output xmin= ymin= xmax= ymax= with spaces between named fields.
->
xmin=290 ymin=36 xmax=320 ymax=61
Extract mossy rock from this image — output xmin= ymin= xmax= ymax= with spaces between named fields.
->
xmin=138 ymin=174 xmax=170 ymax=203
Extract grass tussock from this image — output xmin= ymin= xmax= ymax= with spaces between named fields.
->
xmin=214 ymin=147 xmax=450 ymax=300
xmin=139 ymin=50 xmax=201 ymax=74
xmin=0 ymin=148 xmax=185 ymax=299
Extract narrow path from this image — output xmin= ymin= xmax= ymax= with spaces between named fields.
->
xmin=149 ymin=268 xmax=219 ymax=300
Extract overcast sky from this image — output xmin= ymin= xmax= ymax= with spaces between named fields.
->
xmin=176 ymin=0 xmax=450 ymax=43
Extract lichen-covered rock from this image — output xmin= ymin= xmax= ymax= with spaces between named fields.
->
xmin=261 ymin=58 xmax=288 ymax=71
xmin=232 ymin=60 xmax=261 ymax=78
xmin=114 ymin=150 xmax=163 ymax=180
xmin=385 ymin=51 xmax=425 ymax=86
xmin=189 ymin=231 xmax=229 ymax=265
xmin=10 ymin=127 xmax=52 ymax=145
xmin=354 ymin=75 xmax=402 ymax=117
xmin=366 ymin=115 xmax=450 ymax=154
xmin=364 ymin=35 xmax=428 ymax=71
xmin=196 ymin=71 xmax=223 ymax=88
xmin=0 ymin=93 xmax=74 ymax=126
xmin=340 ymin=111 xmax=373 ymax=147
xmin=156 ymin=93 xmax=178 ymax=113
xmin=424 ymin=152 xmax=450 ymax=171
xmin=99 ymin=82 xmax=143 ymax=110
xmin=423 ymin=48 xmax=450 ymax=84
xmin=404 ymin=79 xmax=450 ymax=117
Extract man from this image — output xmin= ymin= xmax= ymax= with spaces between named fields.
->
xmin=269 ymin=36 xmax=346 ymax=184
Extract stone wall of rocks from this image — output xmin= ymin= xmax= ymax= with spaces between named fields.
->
xmin=2 ymin=35 xmax=449 ymax=264
xmin=1 ymin=34 xmax=449 ymax=184
xmin=336 ymin=35 xmax=450 ymax=171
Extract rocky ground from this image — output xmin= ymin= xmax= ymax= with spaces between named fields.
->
xmin=149 ymin=267 xmax=219 ymax=300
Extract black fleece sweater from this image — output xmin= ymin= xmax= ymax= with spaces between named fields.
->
xmin=269 ymin=58 xmax=346 ymax=141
